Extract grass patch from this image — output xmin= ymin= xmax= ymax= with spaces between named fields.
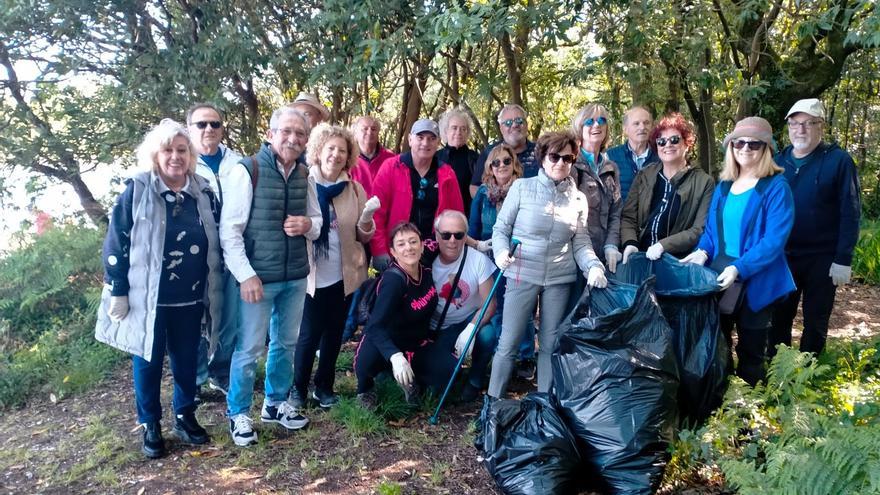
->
xmin=375 ymin=479 xmax=403 ymax=495
xmin=65 ymin=415 xmax=138 ymax=485
xmin=335 ymin=350 xmax=354 ymax=371
xmin=330 ymin=397 xmax=387 ymax=436
xmin=429 ymin=461 xmax=450 ymax=486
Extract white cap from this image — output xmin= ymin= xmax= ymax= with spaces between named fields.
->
xmin=785 ymin=98 xmax=825 ymax=120
xmin=410 ymin=118 xmax=440 ymax=137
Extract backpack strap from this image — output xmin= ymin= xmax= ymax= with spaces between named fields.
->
xmin=432 ymin=245 xmax=469 ymax=334
xmin=249 ymin=156 xmax=259 ymax=192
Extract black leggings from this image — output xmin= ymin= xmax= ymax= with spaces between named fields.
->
xmin=721 ymin=301 xmax=773 ymax=386
xmin=293 ymin=281 xmax=351 ymax=396
xmin=354 ymin=336 xmax=457 ymax=394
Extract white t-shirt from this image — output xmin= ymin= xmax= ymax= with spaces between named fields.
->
xmin=431 ymin=247 xmax=496 ymax=328
xmin=314 ymin=203 xmax=343 ymax=288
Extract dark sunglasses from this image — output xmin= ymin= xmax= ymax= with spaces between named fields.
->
xmin=490 ymin=157 xmax=513 ymax=168
xmin=732 ymin=140 xmax=766 ymax=151
xmin=193 ymin=121 xmax=222 ymax=129
xmin=500 ymin=117 xmax=525 ymax=128
xmin=583 ymin=116 xmax=608 ymax=127
xmin=547 ymin=153 xmax=576 ymax=165
xmin=416 ymin=177 xmax=430 ymax=200
xmin=438 ymin=231 xmax=466 ymax=240
xmin=656 ymin=135 xmax=682 ymax=147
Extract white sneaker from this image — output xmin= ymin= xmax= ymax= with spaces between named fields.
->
xmin=229 ymin=414 xmax=258 ymax=447
xmin=260 ymin=400 xmax=309 ymax=430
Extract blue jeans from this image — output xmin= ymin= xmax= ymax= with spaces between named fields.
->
xmin=226 ymin=278 xmax=306 ymax=417
xmin=435 ymin=316 xmax=498 ymax=389
xmin=196 ymin=269 xmax=241 ymax=385
xmin=133 ymin=304 xmax=202 ymax=423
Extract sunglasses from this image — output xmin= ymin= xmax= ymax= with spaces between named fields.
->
xmin=500 ymin=117 xmax=525 ymax=128
xmin=656 ymin=135 xmax=682 ymax=147
xmin=547 ymin=153 xmax=576 ymax=165
xmin=416 ymin=177 xmax=430 ymax=200
xmin=490 ymin=157 xmax=513 ymax=168
xmin=438 ymin=231 xmax=466 ymax=240
xmin=193 ymin=121 xmax=222 ymax=129
xmin=732 ymin=140 xmax=766 ymax=151
xmin=583 ymin=116 xmax=607 ymax=127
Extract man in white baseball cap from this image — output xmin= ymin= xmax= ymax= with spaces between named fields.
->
xmin=770 ymin=98 xmax=861 ymax=356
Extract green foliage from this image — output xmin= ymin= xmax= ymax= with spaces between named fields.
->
xmin=374 ymin=479 xmax=403 ymax=495
xmin=330 ymin=397 xmax=387 ymax=437
xmin=335 ymin=350 xmax=354 ymax=372
xmin=853 ymin=220 xmax=880 ymax=284
xmin=667 ymin=343 xmax=880 ymax=494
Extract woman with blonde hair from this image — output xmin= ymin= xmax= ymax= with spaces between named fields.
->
xmin=467 ymin=143 xmax=523 ymax=249
xmin=291 ymin=124 xmax=380 ymax=409
xmin=681 ymin=116 xmax=795 ymax=385
xmin=96 ymin=119 xmax=223 ymax=458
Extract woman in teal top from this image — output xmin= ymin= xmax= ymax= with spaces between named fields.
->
xmin=681 ymin=117 xmax=795 ymax=386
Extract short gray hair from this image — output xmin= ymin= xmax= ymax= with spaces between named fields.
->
xmin=438 ymin=108 xmax=472 ymax=143
xmin=185 ymin=102 xmax=224 ymax=125
xmin=352 ymin=115 xmax=381 ymax=131
xmin=433 ymin=209 xmax=468 ymax=231
xmin=135 ymin=118 xmax=197 ymax=175
xmin=622 ymin=105 xmax=652 ymax=126
xmin=269 ymin=106 xmax=311 ymax=134
xmin=496 ymin=103 xmax=527 ymax=123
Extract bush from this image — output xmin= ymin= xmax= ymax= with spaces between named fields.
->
xmin=853 ymin=220 xmax=880 ymax=284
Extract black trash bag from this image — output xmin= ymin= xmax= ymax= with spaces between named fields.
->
xmin=554 ymin=278 xmax=679 ymax=495
xmin=475 ymin=393 xmax=583 ymax=495
xmin=611 ymin=252 xmax=729 ymax=426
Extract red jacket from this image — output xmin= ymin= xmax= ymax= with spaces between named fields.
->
xmin=351 ymin=146 xmax=396 ymax=197
xmin=370 ymin=153 xmax=465 ymax=256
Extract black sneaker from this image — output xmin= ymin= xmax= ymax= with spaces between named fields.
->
xmin=516 ymin=358 xmax=537 ymax=381
xmin=357 ymin=391 xmax=377 ymax=411
xmin=229 ymin=414 xmax=258 ymax=447
xmin=142 ymin=421 xmax=166 ymax=459
xmin=173 ymin=413 xmax=209 ymax=445
xmin=312 ymin=389 xmax=339 ymax=409
xmin=260 ymin=401 xmax=309 ymax=430
xmin=289 ymin=389 xmax=306 ymax=410
xmin=460 ymin=382 xmax=481 ymax=403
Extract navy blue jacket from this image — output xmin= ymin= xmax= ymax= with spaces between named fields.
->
xmin=774 ymin=142 xmax=861 ymax=265
xmin=606 ymin=142 xmax=659 ymax=201
xmin=697 ymin=174 xmax=796 ymax=312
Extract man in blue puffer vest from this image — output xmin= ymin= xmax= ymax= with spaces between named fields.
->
xmin=219 ymin=106 xmax=323 ymax=447
xmin=770 ymin=98 xmax=861 ymax=356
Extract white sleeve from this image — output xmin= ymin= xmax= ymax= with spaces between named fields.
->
xmin=303 ymin=173 xmax=323 ymax=241
xmin=219 ymin=163 xmax=257 ymax=283
xmin=473 ymin=248 xmax=496 ymax=284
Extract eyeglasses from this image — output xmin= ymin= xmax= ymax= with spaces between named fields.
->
xmin=490 ymin=157 xmax=513 ymax=168
xmin=500 ymin=117 xmax=525 ymax=128
xmin=193 ymin=121 xmax=222 ymax=129
xmin=547 ymin=153 xmax=576 ymax=164
xmin=788 ymin=119 xmax=822 ymax=130
xmin=582 ymin=116 xmax=608 ymax=127
xmin=416 ymin=177 xmax=430 ymax=200
xmin=732 ymin=140 xmax=766 ymax=151
xmin=656 ymin=135 xmax=682 ymax=147
xmin=438 ymin=231 xmax=466 ymax=240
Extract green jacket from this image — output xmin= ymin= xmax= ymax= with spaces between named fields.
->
xmin=620 ymin=161 xmax=714 ymax=256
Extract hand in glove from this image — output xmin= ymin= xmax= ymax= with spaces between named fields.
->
xmin=716 ymin=265 xmax=739 ymax=290
xmin=108 ymin=295 xmax=129 ymax=322
xmin=494 ymin=249 xmax=515 ymax=270
xmin=646 ymin=242 xmax=664 ymax=260
xmin=454 ymin=323 xmax=477 ymax=359
xmin=586 ymin=265 xmax=607 ymax=288
xmin=604 ymin=246 xmax=621 ymax=273
xmin=390 ymin=352 xmax=414 ymax=387
xmin=829 ymin=263 xmax=852 ymax=286
xmin=476 ymin=239 xmax=493 ymax=253
xmin=622 ymin=245 xmax=639 ymax=265
xmin=359 ymin=196 xmax=381 ymax=225
xmin=681 ymin=249 xmax=709 ymax=266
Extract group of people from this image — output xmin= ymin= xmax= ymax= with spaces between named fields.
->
xmin=95 ymin=94 xmax=860 ymax=459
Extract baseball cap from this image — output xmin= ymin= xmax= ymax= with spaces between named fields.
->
xmin=785 ymin=98 xmax=825 ymax=120
xmin=410 ymin=118 xmax=440 ymax=137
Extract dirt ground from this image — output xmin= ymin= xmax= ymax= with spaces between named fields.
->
xmin=1 ymin=283 xmax=878 ymax=495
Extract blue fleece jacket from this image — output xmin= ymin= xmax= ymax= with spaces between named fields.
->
xmin=607 ymin=142 xmax=659 ymax=201
xmin=774 ymin=142 xmax=861 ymax=265
xmin=697 ymin=174 xmax=796 ymax=312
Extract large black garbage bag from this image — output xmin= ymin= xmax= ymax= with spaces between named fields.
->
xmin=554 ymin=278 xmax=679 ymax=495
xmin=611 ymin=252 xmax=728 ymax=426
xmin=475 ymin=393 xmax=582 ymax=495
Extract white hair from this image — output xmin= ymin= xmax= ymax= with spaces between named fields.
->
xmin=496 ymin=103 xmax=527 ymax=123
xmin=433 ymin=209 xmax=468 ymax=230
xmin=269 ymin=106 xmax=310 ymax=134
xmin=438 ymin=108 xmax=472 ymax=143
xmin=135 ymin=118 xmax=197 ymax=174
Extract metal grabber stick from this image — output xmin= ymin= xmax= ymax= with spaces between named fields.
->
xmin=429 ymin=238 xmax=521 ymax=425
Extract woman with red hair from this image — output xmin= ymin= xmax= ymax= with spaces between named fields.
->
xmin=620 ymin=112 xmax=714 ymax=263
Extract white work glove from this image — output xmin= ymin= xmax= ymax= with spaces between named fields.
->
xmin=476 ymin=239 xmax=493 ymax=253
xmin=680 ymin=249 xmax=709 ymax=266
xmin=494 ymin=249 xmax=515 ymax=270
xmin=107 ymin=295 xmax=129 ymax=322
xmin=359 ymin=196 xmax=381 ymax=225
xmin=586 ymin=265 xmax=607 ymax=288
xmin=646 ymin=242 xmax=664 ymax=260
xmin=716 ymin=266 xmax=739 ymax=290
xmin=604 ymin=246 xmax=621 ymax=273
xmin=829 ymin=263 xmax=852 ymax=286
xmin=622 ymin=245 xmax=639 ymax=264
xmin=390 ymin=352 xmax=414 ymax=387
xmin=454 ymin=323 xmax=477 ymax=359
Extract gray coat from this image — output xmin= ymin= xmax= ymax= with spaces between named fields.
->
xmin=571 ymin=153 xmax=623 ymax=259
xmin=492 ymin=169 xmax=603 ymax=286
xmin=95 ymin=171 xmax=224 ymax=362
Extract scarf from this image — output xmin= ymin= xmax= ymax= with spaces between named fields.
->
xmin=486 ymin=181 xmax=512 ymax=207
xmin=314 ymin=181 xmax=348 ymax=259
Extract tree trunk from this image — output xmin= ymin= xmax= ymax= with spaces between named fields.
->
xmin=498 ymin=31 xmax=523 ymax=106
